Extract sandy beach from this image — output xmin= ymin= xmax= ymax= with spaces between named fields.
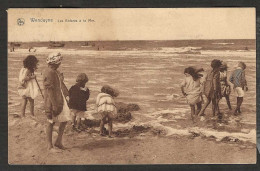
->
xmin=8 ymin=40 xmax=256 ymax=164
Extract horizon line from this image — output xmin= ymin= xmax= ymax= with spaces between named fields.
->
xmin=8 ymin=38 xmax=256 ymax=43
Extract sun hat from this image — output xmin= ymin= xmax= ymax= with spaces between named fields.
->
xmin=76 ymin=73 xmax=88 ymax=83
xmin=46 ymin=52 xmax=63 ymax=64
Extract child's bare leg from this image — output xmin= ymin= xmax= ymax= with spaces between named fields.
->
xmin=234 ymin=97 xmax=239 ymax=114
xmin=225 ymin=95 xmax=232 ymax=110
xmin=190 ymin=104 xmax=195 ymax=121
xmin=100 ymin=118 xmax=105 ymax=135
xmin=54 ymin=121 xmax=67 ymax=149
xmin=46 ymin=122 xmax=54 ymax=150
xmin=237 ymin=97 xmax=243 ymax=113
xmin=28 ymin=97 xmax=34 ymax=116
xmin=76 ymin=117 xmax=81 ymax=128
xmin=212 ymin=98 xmax=216 ymax=116
xmin=198 ymin=97 xmax=211 ymax=116
xmin=21 ymin=98 xmax=28 ymax=117
xmin=108 ymin=118 xmax=113 ymax=137
xmin=196 ymin=102 xmax=202 ymax=115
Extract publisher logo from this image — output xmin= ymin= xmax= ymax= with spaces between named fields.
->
xmin=17 ymin=18 xmax=25 ymax=26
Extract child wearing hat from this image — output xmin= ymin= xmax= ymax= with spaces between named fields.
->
xmin=43 ymin=52 xmax=71 ymax=150
xmin=229 ymin=62 xmax=248 ymax=115
xmin=69 ymin=73 xmax=90 ymax=131
xmin=96 ymin=85 xmax=119 ymax=138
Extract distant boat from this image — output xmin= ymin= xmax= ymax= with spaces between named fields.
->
xmin=81 ymin=42 xmax=92 ymax=47
xmin=49 ymin=41 xmax=65 ymax=47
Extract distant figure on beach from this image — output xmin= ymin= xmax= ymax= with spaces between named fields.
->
xmin=181 ymin=67 xmax=203 ymax=121
xmin=43 ymin=52 xmax=71 ymax=151
xmin=229 ymin=62 xmax=248 ymax=115
xmin=219 ymin=62 xmax=232 ymax=110
xmin=198 ymin=59 xmax=222 ymax=120
xmin=10 ymin=46 xmax=15 ymax=52
xmin=18 ymin=55 xmax=39 ymax=117
xmin=29 ymin=47 xmax=37 ymax=52
xmin=96 ymin=85 xmax=119 ymax=138
xmin=69 ymin=73 xmax=90 ymax=132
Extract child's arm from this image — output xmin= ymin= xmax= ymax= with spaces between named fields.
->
xmin=241 ymin=70 xmax=248 ymax=91
xmin=43 ymin=70 xmax=59 ymax=118
xmin=180 ymin=86 xmax=187 ymax=96
xmin=86 ymin=88 xmax=90 ymax=101
xmin=229 ymin=71 xmax=234 ymax=84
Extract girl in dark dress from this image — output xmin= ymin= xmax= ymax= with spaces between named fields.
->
xmin=198 ymin=59 xmax=222 ymax=120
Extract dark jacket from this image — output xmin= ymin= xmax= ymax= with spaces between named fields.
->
xmin=43 ymin=67 xmax=69 ymax=119
xmin=203 ymin=69 xmax=221 ymax=99
xmin=69 ymin=84 xmax=90 ymax=111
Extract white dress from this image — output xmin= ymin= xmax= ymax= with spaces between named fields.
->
xmin=17 ymin=68 xmax=39 ymax=99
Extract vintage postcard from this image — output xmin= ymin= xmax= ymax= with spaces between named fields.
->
xmin=7 ymin=8 xmax=256 ymax=164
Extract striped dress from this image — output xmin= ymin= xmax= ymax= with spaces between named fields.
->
xmin=96 ymin=92 xmax=117 ymax=115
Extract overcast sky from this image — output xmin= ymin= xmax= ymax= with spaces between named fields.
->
xmin=8 ymin=8 xmax=255 ymax=42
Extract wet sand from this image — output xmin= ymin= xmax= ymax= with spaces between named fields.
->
xmin=8 ymin=40 xmax=256 ymax=164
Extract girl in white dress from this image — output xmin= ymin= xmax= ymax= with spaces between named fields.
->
xmin=18 ymin=55 xmax=39 ymax=117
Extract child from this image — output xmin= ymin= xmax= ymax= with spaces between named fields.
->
xmin=96 ymin=85 xmax=119 ymax=138
xmin=69 ymin=73 xmax=90 ymax=132
xmin=219 ymin=62 xmax=232 ymax=110
xmin=180 ymin=67 xmax=203 ymax=121
xmin=43 ymin=52 xmax=71 ymax=150
xmin=229 ymin=62 xmax=248 ymax=115
xmin=18 ymin=55 xmax=39 ymax=117
xmin=198 ymin=59 xmax=222 ymax=120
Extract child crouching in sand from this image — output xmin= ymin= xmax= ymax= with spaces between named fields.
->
xmin=18 ymin=55 xmax=39 ymax=117
xmin=96 ymin=85 xmax=119 ymax=138
xmin=181 ymin=67 xmax=203 ymax=121
xmin=69 ymin=73 xmax=90 ymax=132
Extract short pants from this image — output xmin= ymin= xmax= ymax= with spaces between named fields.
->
xmin=234 ymin=87 xmax=244 ymax=97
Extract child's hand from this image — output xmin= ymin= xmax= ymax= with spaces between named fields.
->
xmin=60 ymin=73 xmax=64 ymax=81
xmin=30 ymin=75 xmax=36 ymax=79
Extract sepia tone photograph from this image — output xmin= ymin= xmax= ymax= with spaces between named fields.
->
xmin=7 ymin=8 xmax=256 ymax=164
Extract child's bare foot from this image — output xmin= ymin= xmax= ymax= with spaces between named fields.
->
xmin=100 ymin=133 xmax=106 ymax=136
xmin=47 ymin=145 xmax=54 ymax=150
xmin=108 ymin=135 xmax=114 ymax=138
xmin=54 ymin=143 xmax=66 ymax=150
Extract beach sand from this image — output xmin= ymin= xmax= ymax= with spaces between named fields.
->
xmin=8 ymin=40 xmax=256 ymax=164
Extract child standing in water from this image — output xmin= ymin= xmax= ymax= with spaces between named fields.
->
xmin=69 ymin=73 xmax=90 ymax=132
xmin=198 ymin=59 xmax=222 ymax=120
xmin=96 ymin=85 xmax=119 ymax=138
xmin=181 ymin=67 xmax=203 ymax=121
xmin=219 ymin=62 xmax=232 ymax=110
xmin=229 ymin=62 xmax=248 ymax=115
xmin=18 ymin=55 xmax=39 ymax=117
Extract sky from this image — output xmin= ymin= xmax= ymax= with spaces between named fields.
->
xmin=8 ymin=8 xmax=256 ymax=42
